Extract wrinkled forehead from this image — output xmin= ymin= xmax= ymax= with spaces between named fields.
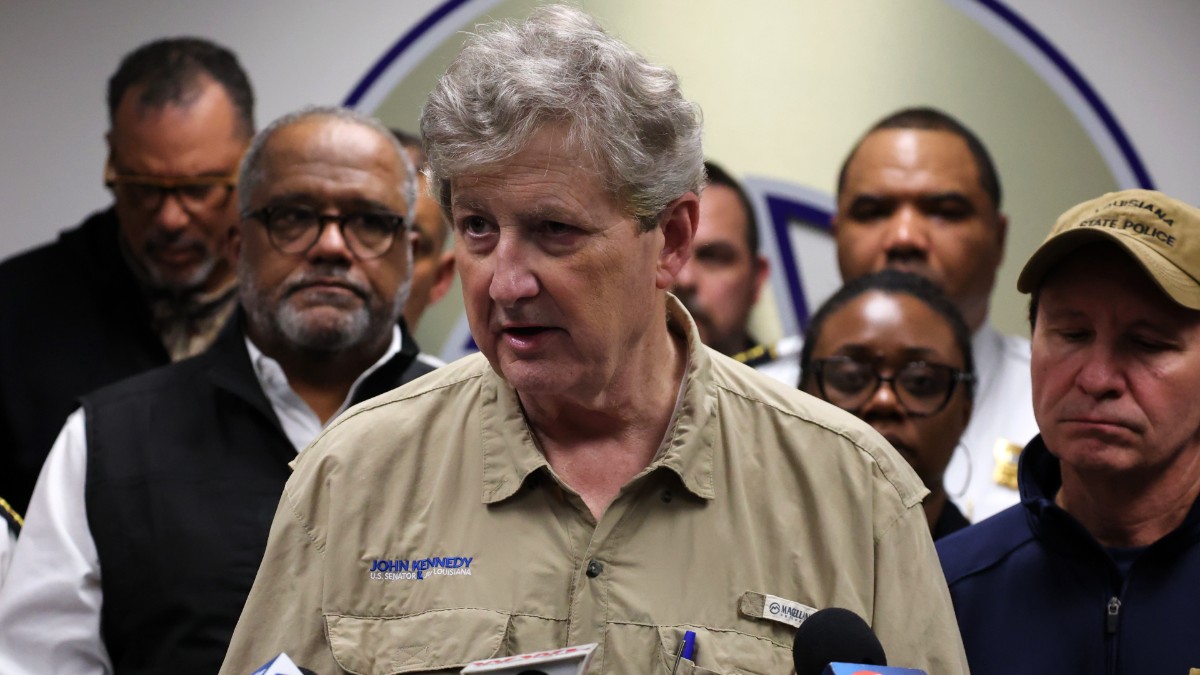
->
xmin=255 ymin=120 xmax=407 ymax=208
xmin=439 ymin=124 xmax=618 ymax=209
xmin=109 ymin=81 xmax=246 ymax=175
xmin=844 ymin=129 xmax=987 ymax=201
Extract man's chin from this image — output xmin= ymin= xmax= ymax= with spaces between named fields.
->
xmin=277 ymin=306 xmax=372 ymax=352
xmin=145 ymin=257 xmax=218 ymax=294
xmin=495 ymin=355 xmax=579 ymax=397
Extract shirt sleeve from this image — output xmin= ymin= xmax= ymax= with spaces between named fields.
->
xmin=871 ymin=504 xmax=970 ymax=674
xmin=219 ymin=482 xmax=339 ymax=675
xmin=0 ymin=410 xmax=113 ymax=674
xmin=0 ymin=528 xmax=13 ymax=585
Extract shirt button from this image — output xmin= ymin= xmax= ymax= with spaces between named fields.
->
xmin=586 ymin=559 xmax=604 ymax=578
xmin=661 ymin=489 xmax=673 ymax=503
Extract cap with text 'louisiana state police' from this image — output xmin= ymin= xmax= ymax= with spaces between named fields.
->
xmin=1017 ymin=189 xmax=1200 ymax=309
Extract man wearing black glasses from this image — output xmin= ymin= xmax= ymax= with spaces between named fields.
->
xmin=0 ymin=107 xmax=434 ymax=674
xmin=0 ymin=38 xmax=253 ymax=516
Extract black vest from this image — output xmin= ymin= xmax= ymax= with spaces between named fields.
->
xmin=0 ymin=208 xmax=169 ymax=514
xmin=83 ymin=313 xmax=434 ymax=674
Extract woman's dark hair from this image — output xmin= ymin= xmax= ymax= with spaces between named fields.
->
xmin=798 ymin=270 xmax=976 ymax=401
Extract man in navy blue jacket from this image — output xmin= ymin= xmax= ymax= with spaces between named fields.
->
xmin=938 ymin=188 xmax=1200 ymax=674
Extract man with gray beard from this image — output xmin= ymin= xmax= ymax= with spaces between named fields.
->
xmin=0 ymin=106 xmax=434 ymax=675
xmin=0 ymin=37 xmax=254 ymax=518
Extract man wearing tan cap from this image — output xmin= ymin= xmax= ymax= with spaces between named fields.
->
xmin=937 ymin=189 xmax=1200 ymax=674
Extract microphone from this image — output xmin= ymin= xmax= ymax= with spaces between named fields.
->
xmin=793 ymin=608 xmax=926 ymax=675
xmin=250 ymin=652 xmax=317 ymax=675
xmin=460 ymin=643 xmax=597 ymax=675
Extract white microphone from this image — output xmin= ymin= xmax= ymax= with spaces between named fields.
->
xmin=250 ymin=652 xmax=314 ymax=675
xmin=460 ymin=643 xmax=597 ymax=675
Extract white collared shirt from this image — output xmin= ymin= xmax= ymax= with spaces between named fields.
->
xmin=0 ymin=327 xmax=402 ymax=675
xmin=943 ymin=322 xmax=1039 ymax=522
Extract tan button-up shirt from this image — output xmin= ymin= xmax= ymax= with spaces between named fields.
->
xmin=221 ymin=299 xmax=967 ymax=675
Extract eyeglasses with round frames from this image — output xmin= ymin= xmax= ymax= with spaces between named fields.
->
xmin=241 ymin=205 xmax=407 ymax=260
xmin=810 ymin=356 xmax=974 ymax=417
xmin=104 ymin=164 xmax=237 ymax=214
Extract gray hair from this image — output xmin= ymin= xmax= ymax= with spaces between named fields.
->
xmin=237 ymin=105 xmax=417 ymax=224
xmin=420 ymin=4 xmax=705 ymax=230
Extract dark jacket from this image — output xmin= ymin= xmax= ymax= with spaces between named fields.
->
xmin=82 ymin=312 xmax=434 ymax=674
xmin=0 ymin=208 xmax=169 ymax=513
xmin=937 ymin=435 xmax=1200 ymax=675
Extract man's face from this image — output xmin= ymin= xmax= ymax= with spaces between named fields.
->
xmin=236 ymin=118 xmax=414 ymax=354
xmin=804 ymin=290 xmax=972 ymax=492
xmin=1032 ymin=245 xmax=1200 ymax=482
xmin=108 ymin=78 xmax=247 ymax=293
xmin=403 ymin=172 xmax=455 ymax=329
xmin=834 ymin=129 xmax=1006 ymax=331
xmin=673 ymin=183 xmax=768 ymax=355
xmin=452 ymin=127 xmax=675 ymax=399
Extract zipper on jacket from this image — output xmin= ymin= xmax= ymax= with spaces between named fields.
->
xmin=1105 ymin=594 xmax=1122 ymax=675
xmin=1105 ymin=596 xmax=1121 ymax=633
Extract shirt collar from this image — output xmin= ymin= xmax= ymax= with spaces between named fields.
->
xmin=244 ymin=325 xmax=403 ymax=452
xmin=480 ymin=294 xmax=717 ymax=504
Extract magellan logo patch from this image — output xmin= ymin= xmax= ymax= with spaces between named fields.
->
xmin=368 ymin=555 xmax=474 ymax=581
xmin=761 ymin=593 xmax=818 ymax=628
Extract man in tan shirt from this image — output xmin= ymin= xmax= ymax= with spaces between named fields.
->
xmin=221 ymin=6 xmax=967 ymax=674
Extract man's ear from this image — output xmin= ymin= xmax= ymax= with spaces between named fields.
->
xmin=103 ymin=131 xmax=115 ymax=178
xmin=655 ymin=192 xmax=699 ymax=290
xmin=430 ymin=251 xmax=456 ymax=305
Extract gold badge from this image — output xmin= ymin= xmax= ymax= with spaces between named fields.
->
xmin=992 ymin=439 xmax=1023 ymax=490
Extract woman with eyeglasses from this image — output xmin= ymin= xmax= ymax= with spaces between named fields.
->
xmin=800 ymin=270 xmax=976 ymax=539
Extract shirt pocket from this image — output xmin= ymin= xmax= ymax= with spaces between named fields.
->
xmin=655 ymin=626 xmax=792 ymax=675
xmin=325 ymin=607 xmax=510 ymax=673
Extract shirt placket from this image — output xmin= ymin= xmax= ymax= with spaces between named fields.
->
xmin=544 ymin=473 xmax=652 ymax=672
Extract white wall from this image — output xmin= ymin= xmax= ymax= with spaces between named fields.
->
xmin=1002 ymin=0 xmax=1199 ymax=204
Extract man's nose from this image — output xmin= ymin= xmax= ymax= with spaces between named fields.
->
xmin=306 ymin=219 xmax=355 ymax=264
xmin=881 ymin=207 xmax=931 ymax=263
xmin=152 ymin=192 xmax=191 ymax=232
xmin=1075 ymin=345 xmax=1126 ymax=400
xmin=489 ymin=234 xmax=539 ymax=306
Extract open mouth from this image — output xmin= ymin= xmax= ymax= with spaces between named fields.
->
xmin=500 ymin=325 xmax=558 ymax=350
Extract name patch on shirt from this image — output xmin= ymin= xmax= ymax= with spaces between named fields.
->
xmin=739 ymin=591 xmax=818 ymax=628
xmin=367 ymin=555 xmax=474 ymax=581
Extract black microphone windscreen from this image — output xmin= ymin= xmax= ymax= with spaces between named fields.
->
xmin=792 ymin=607 xmax=887 ymax=675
